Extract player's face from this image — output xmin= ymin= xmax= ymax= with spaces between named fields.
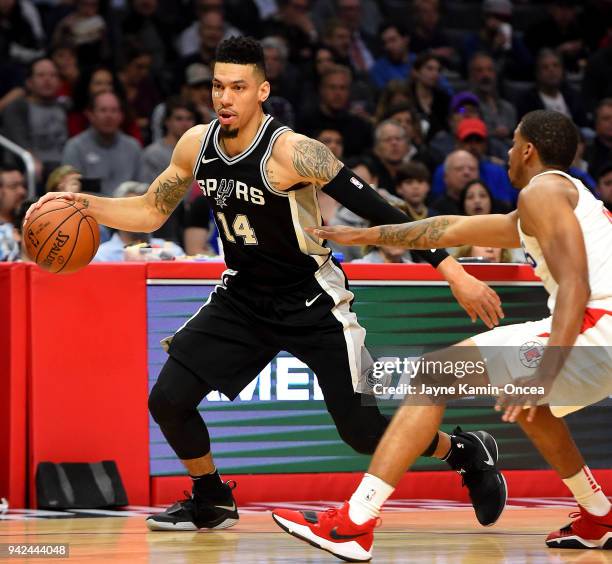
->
xmin=507 ymin=127 xmax=528 ymax=188
xmin=212 ymin=63 xmax=269 ymax=139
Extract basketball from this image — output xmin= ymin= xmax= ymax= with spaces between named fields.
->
xmin=23 ymin=199 xmax=100 ymax=274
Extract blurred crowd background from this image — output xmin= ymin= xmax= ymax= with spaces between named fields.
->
xmin=1 ymin=0 xmax=611 ymax=264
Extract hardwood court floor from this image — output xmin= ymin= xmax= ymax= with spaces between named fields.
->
xmin=2 ymin=505 xmax=612 ymax=563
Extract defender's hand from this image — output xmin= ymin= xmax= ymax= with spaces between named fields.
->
xmin=23 ymin=192 xmax=76 ymax=224
xmin=306 ymin=225 xmax=373 ymax=246
xmin=448 ymin=272 xmax=504 ymax=329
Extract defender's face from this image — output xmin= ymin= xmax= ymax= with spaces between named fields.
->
xmin=212 ymin=63 xmax=269 ymax=136
xmin=507 ymin=127 xmax=527 ymax=188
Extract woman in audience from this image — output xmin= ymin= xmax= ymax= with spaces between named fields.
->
xmin=459 ymin=179 xmax=510 ymax=215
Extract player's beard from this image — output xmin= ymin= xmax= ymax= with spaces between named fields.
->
xmin=219 ymin=125 xmax=239 ymax=139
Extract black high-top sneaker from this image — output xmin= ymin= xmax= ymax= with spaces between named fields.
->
xmin=146 ymin=480 xmax=239 ymax=531
xmin=445 ymin=426 xmax=507 ymax=526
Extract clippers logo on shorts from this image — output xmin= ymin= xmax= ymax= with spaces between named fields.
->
xmin=350 ymin=177 xmax=363 ymax=189
xmin=215 ymin=179 xmax=235 ymax=208
xmin=519 ymin=341 xmax=544 ymax=368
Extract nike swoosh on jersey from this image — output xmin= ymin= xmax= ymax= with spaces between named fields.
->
xmin=202 ymin=156 xmax=219 ymax=164
xmin=329 ymin=527 xmax=368 ymax=540
xmin=305 ymin=293 xmax=323 ymax=307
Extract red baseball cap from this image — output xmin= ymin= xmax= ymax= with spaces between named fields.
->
xmin=457 ymin=118 xmax=488 ymax=141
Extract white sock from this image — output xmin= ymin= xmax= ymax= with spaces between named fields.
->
xmin=348 ymin=473 xmax=394 ymax=525
xmin=563 ymin=466 xmax=611 ymax=517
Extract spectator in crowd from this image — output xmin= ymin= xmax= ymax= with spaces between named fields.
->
xmin=393 ymin=161 xmax=436 ymax=221
xmin=177 ymin=0 xmax=241 ymax=58
xmin=352 ymin=239 xmax=413 ymax=264
xmin=370 ymin=23 xmax=413 ymax=90
xmin=68 ymin=65 xmax=142 ymax=143
xmin=0 ymin=167 xmax=25 ymax=259
xmin=380 ymin=102 xmax=431 ymax=167
xmin=94 ymin=181 xmax=184 ymax=261
xmin=374 ymin=79 xmax=412 ymax=122
xmin=260 ymin=0 xmax=318 ymax=64
xmin=429 ymin=91 xmax=481 ymax=166
xmin=0 ymin=167 xmax=27 ymax=225
xmin=333 ymin=0 xmax=375 ymax=74
xmin=430 ymin=149 xmax=478 ymax=214
xmin=371 ymin=120 xmax=412 ymax=192
xmin=407 ymin=52 xmax=450 ymax=141
xmin=585 ymin=98 xmax=612 ymax=177
xmin=177 ymin=9 xmax=226 ymax=85
xmin=261 ymin=36 xmax=300 ymax=127
xmin=0 ymin=61 xmax=25 ymax=115
xmin=120 ymin=0 xmax=177 ymax=88
xmin=312 ymin=0 xmax=382 ymax=41
xmin=468 ymin=51 xmax=516 ymax=148
xmin=516 ymin=49 xmax=587 ymax=127
xmin=524 ymin=0 xmax=587 ymax=73
xmin=454 ymin=244 xmax=512 ymax=263
xmin=0 ymin=0 xmax=45 ymax=65
xmin=595 ymin=162 xmax=612 ymax=211
xmin=50 ymin=44 xmax=79 ymax=101
xmin=300 ymin=45 xmax=338 ymax=116
xmin=118 ymin=43 xmax=162 ymax=142
xmin=582 ymin=45 xmax=612 ymax=116
xmin=316 ymin=128 xmax=344 ymax=160
xmin=62 ymin=91 xmax=142 ymax=196
xmin=45 ymin=164 xmax=81 ymax=192
xmin=432 ymin=117 xmax=515 ymax=205
xmin=141 ymin=97 xmax=196 ymax=184
xmin=569 ymin=131 xmax=596 ymax=191
xmin=314 ymin=128 xmax=345 ymax=224
xmin=1 ymin=58 xmax=67 ymax=183
xmin=410 ymin=0 xmax=454 ymax=63
xmin=463 ymin=0 xmax=533 ymax=81
xmin=459 ymin=178 xmax=509 ymax=216
xmin=52 ymin=0 xmax=109 ymax=66
xmin=322 ymin=18 xmax=353 ymax=69
xmin=297 ymin=65 xmax=372 ymax=158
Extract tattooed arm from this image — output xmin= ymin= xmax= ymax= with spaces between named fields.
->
xmin=309 ymin=211 xmax=521 ymax=249
xmin=25 ymin=125 xmax=205 ymax=232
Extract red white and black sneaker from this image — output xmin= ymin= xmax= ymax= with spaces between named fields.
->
xmin=272 ymin=502 xmax=377 ymax=562
xmin=546 ymin=506 xmax=612 ymax=549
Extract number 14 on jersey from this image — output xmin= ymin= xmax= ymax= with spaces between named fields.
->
xmin=216 ymin=212 xmax=258 ymax=245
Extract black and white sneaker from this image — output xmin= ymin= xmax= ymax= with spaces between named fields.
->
xmin=451 ymin=426 xmax=507 ymax=527
xmin=146 ymin=481 xmax=239 ymax=531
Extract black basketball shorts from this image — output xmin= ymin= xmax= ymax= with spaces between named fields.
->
xmin=164 ymin=259 xmax=374 ymax=409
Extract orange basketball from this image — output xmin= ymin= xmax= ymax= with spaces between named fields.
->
xmin=24 ymin=199 xmax=100 ymax=274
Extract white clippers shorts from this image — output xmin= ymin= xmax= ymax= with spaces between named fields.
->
xmin=472 ymin=307 xmax=612 ymax=417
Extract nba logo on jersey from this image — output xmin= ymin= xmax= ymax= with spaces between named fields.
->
xmin=215 ymin=179 xmax=235 ymax=208
xmin=350 ymin=177 xmax=363 ymax=189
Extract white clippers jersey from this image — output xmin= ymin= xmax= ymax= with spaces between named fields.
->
xmin=517 ymin=170 xmax=612 ymax=312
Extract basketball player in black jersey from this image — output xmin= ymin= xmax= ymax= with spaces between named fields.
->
xmin=27 ymin=38 xmax=506 ymax=532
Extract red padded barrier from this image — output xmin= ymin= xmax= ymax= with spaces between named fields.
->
xmin=28 ymin=264 xmax=149 ymax=506
xmin=0 ymin=264 xmax=28 ymax=508
xmin=152 ymin=469 xmax=612 ymax=506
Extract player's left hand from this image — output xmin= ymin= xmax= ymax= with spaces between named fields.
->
xmin=494 ymin=372 xmax=554 ymax=423
xmin=448 ymin=272 xmax=504 ymax=329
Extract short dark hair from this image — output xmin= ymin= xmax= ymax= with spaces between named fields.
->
xmin=214 ymin=36 xmax=266 ymax=78
xmin=27 ymin=57 xmax=55 ymax=78
xmin=519 ymin=110 xmax=578 ymax=170
xmin=396 ymin=161 xmax=430 ymax=185
xmin=345 ymin=155 xmax=377 ymax=178
xmin=379 ymin=21 xmax=409 ymax=38
xmin=165 ymin=96 xmax=197 ymax=121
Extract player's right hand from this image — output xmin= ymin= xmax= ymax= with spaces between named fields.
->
xmin=23 ymin=191 xmax=76 ymax=225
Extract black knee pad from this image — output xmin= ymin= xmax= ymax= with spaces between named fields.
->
xmin=331 ymin=403 xmax=390 ymax=455
xmin=148 ymin=382 xmax=192 ymax=426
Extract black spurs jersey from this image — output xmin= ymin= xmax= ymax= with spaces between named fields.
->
xmin=193 ymin=115 xmax=330 ymax=287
